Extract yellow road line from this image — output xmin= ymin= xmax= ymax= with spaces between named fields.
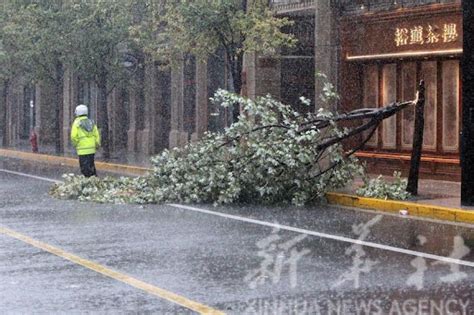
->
xmin=0 ymin=226 xmax=224 ymax=315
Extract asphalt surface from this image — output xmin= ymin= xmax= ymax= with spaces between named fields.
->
xmin=1 ymin=158 xmax=474 ymax=314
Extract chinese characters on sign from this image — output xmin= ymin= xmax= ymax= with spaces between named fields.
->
xmin=395 ymin=23 xmax=458 ymax=47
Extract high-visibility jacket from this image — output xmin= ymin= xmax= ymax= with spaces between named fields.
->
xmin=71 ymin=116 xmax=101 ymax=156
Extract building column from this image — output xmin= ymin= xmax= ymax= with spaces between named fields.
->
xmin=34 ymin=83 xmax=46 ymax=147
xmin=244 ymin=51 xmax=281 ymax=101
xmin=18 ymin=86 xmax=29 ymax=140
xmin=140 ymin=58 xmax=160 ymax=155
xmin=34 ymin=84 xmax=42 ymax=146
xmin=6 ymin=85 xmax=16 ymax=147
xmin=314 ymin=1 xmax=339 ymax=111
xmin=35 ymin=81 xmax=58 ymax=149
xmin=0 ymin=81 xmax=7 ymax=146
xmin=5 ymin=79 xmax=25 ymax=147
xmin=127 ymin=62 xmax=144 ymax=153
xmin=127 ymin=86 xmax=139 ymax=153
xmin=107 ymin=87 xmax=120 ymax=153
xmin=243 ymin=53 xmax=256 ymax=99
xmin=88 ymin=82 xmax=99 ymax=123
xmin=3 ymin=83 xmax=12 ymax=147
xmin=191 ymin=59 xmax=208 ymax=141
xmin=5 ymin=82 xmax=16 ymax=147
xmin=169 ymin=54 xmax=188 ymax=148
xmin=153 ymin=62 xmax=171 ymax=153
xmin=62 ymin=68 xmax=78 ymax=153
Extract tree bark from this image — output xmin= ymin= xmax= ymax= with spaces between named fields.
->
xmin=225 ymin=49 xmax=244 ymax=124
xmin=228 ymin=51 xmax=243 ymax=96
xmin=406 ymin=81 xmax=425 ymax=195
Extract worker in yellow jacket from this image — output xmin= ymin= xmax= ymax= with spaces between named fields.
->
xmin=71 ymin=104 xmax=101 ymax=177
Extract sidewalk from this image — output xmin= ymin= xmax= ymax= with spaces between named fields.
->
xmin=7 ymin=140 xmax=152 ymax=167
xmin=338 ymin=176 xmax=470 ymax=209
xmin=1 ymin=147 xmax=473 ymax=224
xmin=327 ymin=176 xmax=474 ymax=224
xmin=0 ymin=147 xmax=150 ymax=177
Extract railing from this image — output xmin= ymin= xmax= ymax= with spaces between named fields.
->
xmin=270 ymin=0 xmax=459 ymax=14
xmin=269 ymin=0 xmax=316 ymax=12
xmin=339 ymin=0 xmax=459 ymax=15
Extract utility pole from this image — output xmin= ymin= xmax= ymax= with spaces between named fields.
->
xmin=406 ymin=81 xmax=425 ymax=196
xmin=461 ymin=0 xmax=474 ymax=206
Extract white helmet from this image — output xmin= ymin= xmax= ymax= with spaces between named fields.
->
xmin=75 ymin=104 xmax=88 ymax=116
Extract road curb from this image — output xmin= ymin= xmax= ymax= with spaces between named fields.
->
xmin=326 ymin=192 xmax=474 ymax=225
xmin=0 ymin=149 xmax=150 ymax=177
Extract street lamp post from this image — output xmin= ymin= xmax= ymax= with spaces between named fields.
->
xmin=461 ymin=0 xmax=474 ymax=206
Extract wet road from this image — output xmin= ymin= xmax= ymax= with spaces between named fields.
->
xmin=1 ymin=160 xmax=474 ymax=314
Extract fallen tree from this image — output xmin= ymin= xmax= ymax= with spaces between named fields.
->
xmin=50 ymin=90 xmax=416 ymax=205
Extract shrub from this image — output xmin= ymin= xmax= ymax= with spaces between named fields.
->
xmin=356 ymin=171 xmax=411 ymax=201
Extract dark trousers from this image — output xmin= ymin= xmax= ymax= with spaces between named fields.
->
xmin=79 ymin=154 xmax=97 ymax=177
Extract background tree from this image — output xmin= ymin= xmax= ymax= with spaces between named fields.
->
xmin=0 ymin=6 xmax=16 ymax=147
xmin=1 ymin=1 xmax=71 ymax=153
xmin=131 ymin=0 xmax=296 ymax=120
xmin=67 ymin=0 xmax=135 ymax=158
xmin=1 ymin=0 xmax=137 ymax=157
xmin=1 ymin=0 xmax=294 ymax=154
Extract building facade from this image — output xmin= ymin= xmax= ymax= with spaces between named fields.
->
xmin=0 ymin=52 xmax=230 ymax=159
xmin=263 ymin=0 xmax=461 ymax=180
xmin=0 ymin=0 xmax=463 ymax=181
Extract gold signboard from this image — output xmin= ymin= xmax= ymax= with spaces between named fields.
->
xmin=342 ymin=6 xmax=462 ymax=61
xmin=394 ymin=23 xmax=459 ymax=47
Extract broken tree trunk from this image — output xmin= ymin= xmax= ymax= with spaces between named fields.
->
xmin=406 ymin=81 xmax=425 ymax=195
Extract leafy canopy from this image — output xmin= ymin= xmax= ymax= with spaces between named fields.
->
xmin=1 ymin=0 xmax=136 ymax=85
xmin=130 ymin=0 xmax=296 ymax=62
xmin=1 ymin=1 xmax=72 ymax=83
xmin=67 ymin=0 xmax=134 ymax=84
